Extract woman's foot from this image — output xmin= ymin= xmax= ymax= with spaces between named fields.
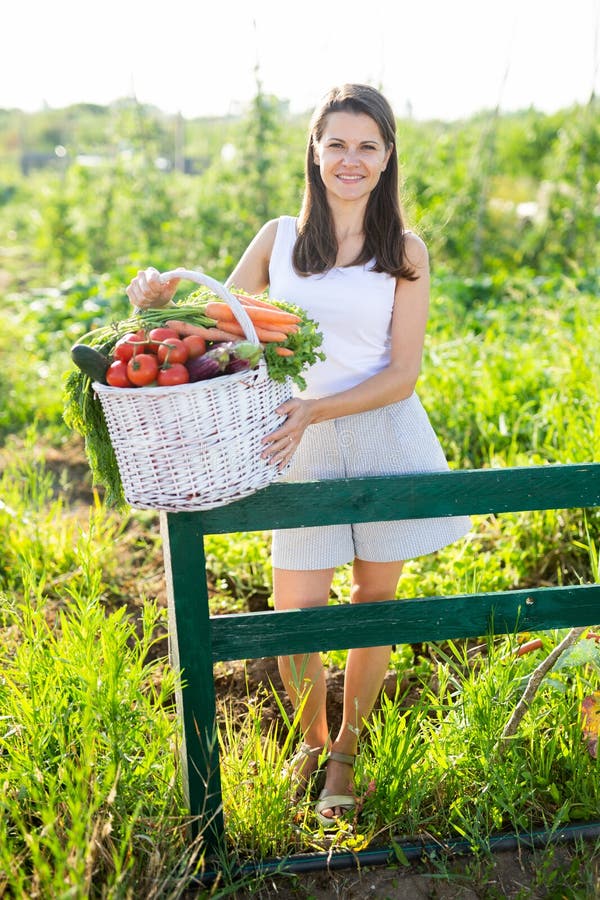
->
xmin=314 ymin=751 xmax=356 ymax=825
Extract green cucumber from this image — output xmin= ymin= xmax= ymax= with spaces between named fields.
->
xmin=71 ymin=344 xmax=111 ymax=383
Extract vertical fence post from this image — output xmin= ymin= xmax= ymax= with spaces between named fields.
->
xmin=160 ymin=512 xmax=224 ymax=850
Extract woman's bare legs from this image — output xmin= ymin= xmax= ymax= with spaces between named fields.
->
xmin=273 ymin=559 xmax=403 ymax=807
xmin=318 ymin=558 xmax=404 ymax=819
xmin=273 ymin=566 xmax=336 ymax=778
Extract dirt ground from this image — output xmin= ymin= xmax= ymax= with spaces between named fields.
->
xmin=17 ymin=438 xmax=600 ymax=898
xmin=226 ymin=843 xmax=599 ymax=898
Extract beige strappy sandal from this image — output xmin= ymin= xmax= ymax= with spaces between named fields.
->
xmin=314 ymin=751 xmax=356 ymax=826
xmin=286 ymin=742 xmax=325 ymax=799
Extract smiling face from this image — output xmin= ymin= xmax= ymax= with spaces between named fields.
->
xmin=312 ymin=111 xmax=392 ymax=206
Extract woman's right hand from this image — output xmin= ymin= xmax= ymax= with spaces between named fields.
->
xmin=125 ymin=267 xmax=182 ymax=309
xmin=261 ymin=397 xmax=316 ymax=470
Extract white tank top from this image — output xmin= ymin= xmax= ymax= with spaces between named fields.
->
xmin=268 ymin=216 xmax=397 ymax=399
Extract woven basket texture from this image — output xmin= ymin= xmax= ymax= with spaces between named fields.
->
xmin=94 ymin=360 xmax=291 ymax=510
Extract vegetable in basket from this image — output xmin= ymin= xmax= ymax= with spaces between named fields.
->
xmin=63 ymin=285 xmax=324 ymax=507
xmin=70 ymin=344 xmax=110 ymax=383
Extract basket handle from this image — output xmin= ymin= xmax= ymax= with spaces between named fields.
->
xmin=159 ymin=268 xmax=259 ymax=345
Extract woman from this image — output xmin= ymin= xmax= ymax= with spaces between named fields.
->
xmin=127 ymin=83 xmax=470 ymax=826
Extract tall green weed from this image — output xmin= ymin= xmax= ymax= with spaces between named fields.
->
xmin=0 ymin=561 xmax=200 ymax=896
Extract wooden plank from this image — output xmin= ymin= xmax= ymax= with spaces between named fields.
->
xmin=160 ymin=512 xmax=224 ymax=847
xmin=188 ymin=463 xmax=600 ymax=535
xmin=209 ymin=584 xmax=600 ymax=661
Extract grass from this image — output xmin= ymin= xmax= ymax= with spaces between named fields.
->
xmin=0 ymin=561 xmax=201 ymax=897
xmin=1 ymin=270 xmax=599 ymax=895
xmin=212 ymin=626 xmax=600 ymax=861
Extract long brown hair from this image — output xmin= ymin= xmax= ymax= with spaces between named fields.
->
xmin=293 ymin=83 xmax=416 ymax=280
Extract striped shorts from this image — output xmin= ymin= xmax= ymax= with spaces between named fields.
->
xmin=271 ymin=393 xmax=471 ymax=570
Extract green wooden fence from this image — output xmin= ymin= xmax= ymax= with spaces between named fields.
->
xmin=160 ymin=462 xmax=600 ymax=852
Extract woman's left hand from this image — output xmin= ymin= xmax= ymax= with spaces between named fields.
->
xmin=261 ymin=398 xmax=315 ymax=469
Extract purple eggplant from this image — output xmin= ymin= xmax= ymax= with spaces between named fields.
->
xmin=228 ymin=340 xmax=263 ymax=368
xmin=188 ymin=340 xmax=263 ymax=381
xmin=215 ymin=340 xmax=263 ymax=372
xmin=203 ymin=344 xmax=232 ymax=372
xmin=225 ymin=357 xmax=251 ymax=374
xmin=186 ymin=354 xmax=222 ymax=382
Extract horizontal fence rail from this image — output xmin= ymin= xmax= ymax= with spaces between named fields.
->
xmin=160 ymin=462 xmax=600 ymax=852
xmin=181 ymin=462 xmax=600 ymax=534
xmin=209 ymin=584 xmax=600 ymax=661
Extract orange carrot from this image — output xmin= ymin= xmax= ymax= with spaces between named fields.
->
xmin=165 ymin=320 xmax=239 ymax=342
xmin=274 ymin=346 xmax=295 ymax=356
xmin=214 ymin=319 xmax=288 ymax=342
xmin=254 ymin=308 xmax=301 ymax=325
xmin=238 ymin=300 xmax=300 ymax=322
xmin=253 ymin=327 xmax=291 ymax=342
xmin=205 ymin=301 xmax=301 ymax=327
xmin=234 ymin=292 xmax=293 ymax=313
xmin=221 ymin=312 xmax=298 ymax=335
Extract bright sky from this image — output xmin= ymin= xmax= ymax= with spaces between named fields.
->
xmin=3 ymin=0 xmax=599 ymax=121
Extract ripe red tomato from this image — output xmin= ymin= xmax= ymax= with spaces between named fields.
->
xmin=125 ymin=328 xmax=152 ymax=353
xmin=149 ymin=327 xmax=179 ymax=342
xmin=114 ymin=332 xmax=143 ymax=363
xmin=157 ymin=338 xmax=189 ymax=365
xmin=148 ymin=327 xmax=179 ymax=353
xmin=106 ymin=360 xmax=133 ymax=387
xmin=182 ymin=334 xmax=207 ymax=359
xmin=127 ymin=353 xmax=159 ymax=386
xmin=157 ymin=363 xmax=190 ymax=386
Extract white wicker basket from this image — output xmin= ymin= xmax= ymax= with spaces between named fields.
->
xmin=93 ymin=269 xmax=292 ymax=511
